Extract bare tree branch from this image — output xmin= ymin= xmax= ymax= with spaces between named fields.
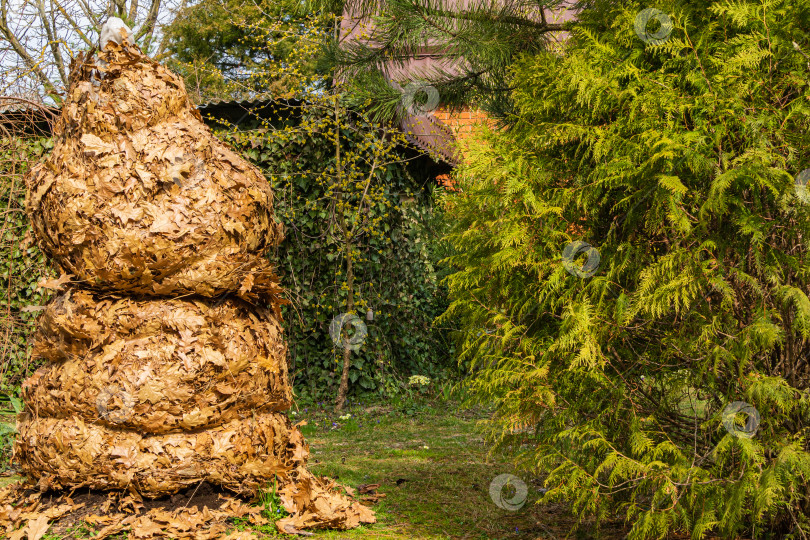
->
xmin=128 ymin=0 xmax=138 ymax=21
xmin=0 ymin=0 xmax=58 ymax=97
xmin=51 ymin=1 xmax=96 ymax=48
xmin=36 ymin=0 xmax=69 ymax=86
xmin=134 ymin=0 xmax=162 ymax=48
xmin=0 ymin=0 xmax=182 ymax=101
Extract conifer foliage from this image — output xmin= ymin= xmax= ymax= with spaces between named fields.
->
xmin=307 ymin=0 xmax=572 ymax=120
xmin=439 ymin=0 xmax=810 ymax=536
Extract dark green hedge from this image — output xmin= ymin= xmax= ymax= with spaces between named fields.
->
xmin=0 ymin=136 xmax=55 ymax=398
xmin=219 ymin=100 xmax=455 ymax=400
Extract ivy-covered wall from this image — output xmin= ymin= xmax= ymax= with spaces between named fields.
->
xmin=0 ymin=136 xmax=55 ymax=399
xmin=220 ymin=100 xmax=455 ymax=400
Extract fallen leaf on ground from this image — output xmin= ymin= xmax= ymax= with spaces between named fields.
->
xmin=24 ymin=514 xmax=50 ymax=540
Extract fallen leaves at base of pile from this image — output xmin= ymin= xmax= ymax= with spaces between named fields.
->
xmin=0 ymin=481 xmax=345 ymax=539
xmin=0 ymin=486 xmax=82 ymax=540
xmin=14 ymin=413 xmax=375 ymax=532
xmin=23 ymin=289 xmax=292 ymax=433
xmin=25 ymin=41 xmax=285 ymax=304
xmin=83 ymin=496 xmax=280 ymax=539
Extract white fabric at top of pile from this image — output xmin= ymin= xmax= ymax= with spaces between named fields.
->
xmin=100 ymin=17 xmax=133 ymax=49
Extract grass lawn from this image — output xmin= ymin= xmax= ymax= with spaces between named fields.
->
xmin=290 ymin=399 xmax=589 ymax=540
xmin=0 ymin=396 xmax=630 ymax=539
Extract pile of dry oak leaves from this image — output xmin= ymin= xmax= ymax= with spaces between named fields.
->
xmin=0 ymin=30 xmax=374 ymax=539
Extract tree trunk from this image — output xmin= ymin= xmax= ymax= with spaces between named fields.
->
xmin=335 ymin=242 xmax=353 ymax=411
xmin=333 ymin=94 xmax=353 ymax=412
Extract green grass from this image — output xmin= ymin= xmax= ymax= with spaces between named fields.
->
xmin=273 ymin=396 xmax=604 ymax=539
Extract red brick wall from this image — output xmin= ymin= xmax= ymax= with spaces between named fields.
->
xmin=432 ymin=106 xmax=491 ymax=141
xmin=430 ymin=106 xmax=492 ymax=189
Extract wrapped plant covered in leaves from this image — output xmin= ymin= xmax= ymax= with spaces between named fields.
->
xmin=16 ymin=412 xmax=375 ymax=529
xmin=13 ymin=39 xmax=375 ymax=534
xmin=22 ymin=289 xmax=292 ymax=433
xmin=25 ymin=42 xmax=284 ymax=304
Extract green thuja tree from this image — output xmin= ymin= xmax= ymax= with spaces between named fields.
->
xmin=439 ymin=0 xmax=810 ymax=537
